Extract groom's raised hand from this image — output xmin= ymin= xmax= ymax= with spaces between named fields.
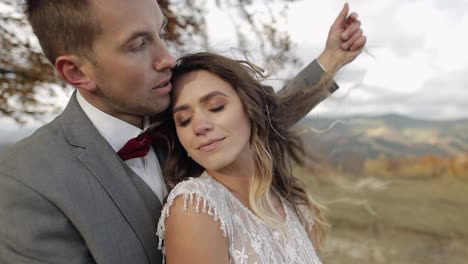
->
xmin=318 ymin=3 xmax=367 ymax=72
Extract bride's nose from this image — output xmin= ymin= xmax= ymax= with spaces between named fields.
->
xmin=192 ymin=115 xmax=213 ymax=136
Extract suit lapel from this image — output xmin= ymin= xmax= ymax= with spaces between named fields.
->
xmin=59 ymin=92 xmax=160 ymax=262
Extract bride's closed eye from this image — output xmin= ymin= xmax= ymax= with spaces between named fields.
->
xmin=174 ymin=112 xmax=192 ymax=127
xmin=209 ymin=105 xmax=224 ymax=112
xmin=175 ymin=104 xmax=224 ymax=127
xmin=206 ymin=97 xmax=228 ymax=113
xmin=177 ymin=117 xmax=192 ymax=127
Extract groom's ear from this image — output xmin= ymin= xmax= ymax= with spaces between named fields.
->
xmin=55 ymin=55 xmax=97 ymax=92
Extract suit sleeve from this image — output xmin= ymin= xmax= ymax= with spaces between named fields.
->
xmin=274 ymin=59 xmax=339 ymax=127
xmin=0 ymin=173 xmax=94 ymax=264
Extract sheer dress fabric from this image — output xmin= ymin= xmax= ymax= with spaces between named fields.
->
xmin=157 ymin=171 xmax=322 ymax=264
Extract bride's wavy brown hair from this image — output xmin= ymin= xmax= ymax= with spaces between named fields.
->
xmin=151 ymin=52 xmax=333 ymax=248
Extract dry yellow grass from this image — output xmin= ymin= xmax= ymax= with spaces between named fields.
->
xmin=294 ymin=167 xmax=468 ymax=264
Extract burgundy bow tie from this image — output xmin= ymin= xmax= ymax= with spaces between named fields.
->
xmin=117 ymin=132 xmax=153 ymax=161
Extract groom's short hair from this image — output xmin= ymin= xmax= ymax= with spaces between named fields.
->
xmin=25 ymin=0 xmax=102 ymax=64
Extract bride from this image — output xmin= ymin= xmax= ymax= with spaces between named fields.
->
xmin=155 ymin=5 xmax=366 ymax=263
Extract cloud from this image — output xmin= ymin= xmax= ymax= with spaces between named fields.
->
xmin=1 ymin=0 xmax=466 ymax=124
xmin=434 ymin=0 xmax=468 ymax=20
xmin=274 ymin=0 xmax=468 ymax=120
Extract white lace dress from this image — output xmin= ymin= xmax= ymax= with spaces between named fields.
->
xmin=157 ymin=171 xmax=322 ymax=264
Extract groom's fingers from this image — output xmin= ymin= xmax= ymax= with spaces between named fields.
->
xmin=341 ymin=19 xmax=362 ymax=41
xmin=332 ymin=3 xmax=350 ymax=29
xmin=345 ymin=12 xmax=358 ymax=26
xmin=349 ymin=35 xmax=367 ymax=52
xmin=342 ymin=28 xmax=363 ymax=50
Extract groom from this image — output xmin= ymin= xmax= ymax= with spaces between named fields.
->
xmin=0 ymin=0 xmax=365 ymax=263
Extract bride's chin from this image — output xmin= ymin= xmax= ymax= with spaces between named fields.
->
xmin=194 ymin=155 xmax=232 ymax=173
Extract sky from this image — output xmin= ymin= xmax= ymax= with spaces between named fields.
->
xmin=1 ymin=0 xmax=468 ymax=137
xmin=203 ymin=0 xmax=468 ymax=121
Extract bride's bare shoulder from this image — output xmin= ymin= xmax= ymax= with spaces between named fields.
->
xmin=157 ymin=176 xmax=230 ymax=264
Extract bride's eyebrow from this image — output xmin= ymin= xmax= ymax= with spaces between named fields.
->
xmin=173 ymin=91 xmax=228 ymax=114
xmin=199 ymin=91 xmax=228 ymax=104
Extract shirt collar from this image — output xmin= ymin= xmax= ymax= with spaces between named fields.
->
xmin=76 ymin=91 xmax=150 ymax=152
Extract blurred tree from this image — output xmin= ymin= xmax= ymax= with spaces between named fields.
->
xmin=0 ymin=0 xmax=300 ymax=123
xmin=0 ymin=0 xmax=64 ymax=123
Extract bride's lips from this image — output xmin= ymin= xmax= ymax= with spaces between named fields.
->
xmin=197 ymin=137 xmax=225 ymax=152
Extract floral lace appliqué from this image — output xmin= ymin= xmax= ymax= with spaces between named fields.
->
xmin=157 ymin=172 xmax=322 ymax=264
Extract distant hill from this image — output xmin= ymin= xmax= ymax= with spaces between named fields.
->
xmin=0 ymin=143 xmax=11 ymax=153
xmin=296 ymin=114 xmax=468 ymax=173
xmin=2 ymin=114 xmax=468 ymax=165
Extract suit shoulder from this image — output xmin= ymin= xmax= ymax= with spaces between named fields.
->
xmin=0 ymin=116 xmax=75 ymax=185
xmin=0 ymin=118 xmax=62 ymax=160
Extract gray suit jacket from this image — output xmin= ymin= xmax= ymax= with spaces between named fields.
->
xmin=0 ymin=60 xmax=336 ymax=264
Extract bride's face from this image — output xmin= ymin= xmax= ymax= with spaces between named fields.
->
xmin=172 ymin=70 xmax=252 ymax=171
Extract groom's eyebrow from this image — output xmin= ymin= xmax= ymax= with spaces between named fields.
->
xmin=173 ymin=91 xmax=228 ymax=114
xmin=121 ymin=18 xmax=169 ymax=46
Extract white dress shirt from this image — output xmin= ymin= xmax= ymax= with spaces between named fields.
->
xmin=76 ymin=91 xmax=168 ymax=202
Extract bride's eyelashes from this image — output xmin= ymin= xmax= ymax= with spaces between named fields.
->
xmin=209 ymin=105 xmax=225 ymax=112
xmin=177 ymin=117 xmax=192 ymax=127
xmin=175 ymin=104 xmax=226 ymax=127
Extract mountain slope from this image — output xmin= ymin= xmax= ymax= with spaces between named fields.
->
xmin=296 ymin=114 xmax=468 ymax=173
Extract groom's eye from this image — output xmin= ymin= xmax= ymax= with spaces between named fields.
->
xmin=129 ymin=37 xmax=147 ymax=52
